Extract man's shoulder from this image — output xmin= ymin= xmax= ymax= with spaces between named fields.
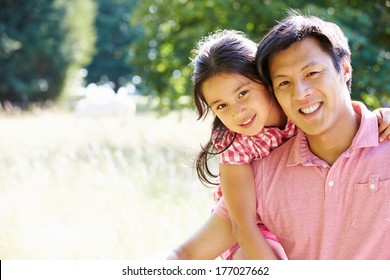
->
xmin=376 ymin=139 xmax=390 ymax=151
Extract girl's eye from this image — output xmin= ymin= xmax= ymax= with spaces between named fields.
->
xmin=216 ymin=103 xmax=227 ymax=110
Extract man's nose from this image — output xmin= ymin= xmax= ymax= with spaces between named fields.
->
xmin=293 ymin=80 xmax=313 ymax=100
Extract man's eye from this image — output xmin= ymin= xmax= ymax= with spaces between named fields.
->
xmin=307 ymin=71 xmax=318 ymax=77
xmin=279 ymin=81 xmax=290 ymax=88
xmin=238 ymin=90 xmax=249 ymax=98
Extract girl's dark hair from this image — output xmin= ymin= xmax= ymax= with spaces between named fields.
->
xmin=191 ymin=29 xmax=260 ymax=186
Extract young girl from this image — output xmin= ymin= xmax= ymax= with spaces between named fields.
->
xmin=167 ymin=30 xmax=390 ymax=260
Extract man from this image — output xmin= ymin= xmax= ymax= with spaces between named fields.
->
xmin=214 ymin=13 xmax=390 ymax=259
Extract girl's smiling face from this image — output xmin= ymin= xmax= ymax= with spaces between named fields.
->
xmin=201 ymin=72 xmax=281 ymax=136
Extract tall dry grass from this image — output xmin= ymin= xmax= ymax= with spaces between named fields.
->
xmin=0 ymin=107 xmax=216 ymax=259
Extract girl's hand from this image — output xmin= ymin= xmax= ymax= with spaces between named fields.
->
xmin=374 ymin=108 xmax=390 ymax=142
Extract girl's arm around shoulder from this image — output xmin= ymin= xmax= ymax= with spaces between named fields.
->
xmin=373 ymin=107 xmax=390 ymax=142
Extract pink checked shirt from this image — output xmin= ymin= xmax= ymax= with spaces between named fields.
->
xmin=212 ymin=121 xmax=296 ymax=203
xmin=214 ymin=102 xmax=390 ymax=259
xmin=213 ymin=121 xmax=297 ymax=165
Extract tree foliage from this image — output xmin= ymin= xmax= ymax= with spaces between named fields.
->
xmin=0 ymin=0 xmax=96 ymax=104
xmin=0 ymin=0 xmax=388 ymax=110
xmin=85 ymin=0 xmax=140 ymax=91
xmin=129 ymin=0 xmax=389 ymax=111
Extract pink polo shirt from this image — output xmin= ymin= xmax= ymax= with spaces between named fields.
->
xmin=214 ymin=102 xmax=390 ymax=259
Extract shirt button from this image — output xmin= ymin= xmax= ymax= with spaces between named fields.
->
xmin=328 ymin=181 xmax=334 ymax=187
xmin=369 ymin=183 xmax=376 ymax=190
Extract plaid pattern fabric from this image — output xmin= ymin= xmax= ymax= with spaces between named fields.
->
xmin=213 ymin=121 xmax=297 ymax=165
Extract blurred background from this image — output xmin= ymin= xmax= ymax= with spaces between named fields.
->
xmin=0 ymin=0 xmax=389 ymax=259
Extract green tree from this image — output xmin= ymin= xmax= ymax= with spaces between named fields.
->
xmin=293 ymin=0 xmax=390 ymax=108
xmin=0 ymin=0 xmax=96 ymax=105
xmin=130 ymin=0 xmax=285 ymax=111
xmin=130 ymin=0 xmax=389 ymax=111
xmin=85 ymin=0 xmax=140 ymax=91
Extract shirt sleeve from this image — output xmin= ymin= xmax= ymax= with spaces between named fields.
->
xmin=213 ymin=130 xmax=253 ymax=165
xmin=212 ymin=196 xmax=231 ymax=223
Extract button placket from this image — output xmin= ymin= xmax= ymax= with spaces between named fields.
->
xmin=324 ymin=166 xmax=338 ymax=202
xmin=368 ymin=174 xmax=380 ymax=192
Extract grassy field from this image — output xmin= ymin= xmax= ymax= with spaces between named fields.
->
xmin=0 ymin=107 xmax=216 ymax=259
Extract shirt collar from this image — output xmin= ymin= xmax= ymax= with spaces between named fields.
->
xmin=287 ymin=101 xmax=378 ymax=167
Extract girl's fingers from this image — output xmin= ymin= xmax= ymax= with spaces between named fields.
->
xmin=375 ymin=108 xmax=390 ymax=142
xmin=379 ymin=124 xmax=390 ymax=142
xmin=378 ymin=120 xmax=387 ymax=133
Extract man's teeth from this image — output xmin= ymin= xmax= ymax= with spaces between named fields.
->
xmin=301 ymin=103 xmax=321 ymax=114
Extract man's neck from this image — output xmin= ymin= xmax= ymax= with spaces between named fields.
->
xmin=306 ymin=108 xmax=361 ymax=166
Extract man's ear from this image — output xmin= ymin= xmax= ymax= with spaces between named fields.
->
xmin=341 ymin=57 xmax=352 ymax=82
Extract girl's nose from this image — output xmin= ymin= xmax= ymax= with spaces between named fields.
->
xmin=233 ymin=102 xmax=247 ymax=118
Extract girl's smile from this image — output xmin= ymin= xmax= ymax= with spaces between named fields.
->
xmin=240 ymin=114 xmax=256 ymax=129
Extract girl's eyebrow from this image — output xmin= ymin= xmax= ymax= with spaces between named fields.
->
xmin=208 ymin=99 xmax=222 ymax=107
xmin=233 ymin=81 xmax=250 ymax=93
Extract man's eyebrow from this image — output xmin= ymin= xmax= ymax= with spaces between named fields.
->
xmin=301 ymin=61 xmax=317 ymax=71
xmin=272 ymin=61 xmax=319 ymax=79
